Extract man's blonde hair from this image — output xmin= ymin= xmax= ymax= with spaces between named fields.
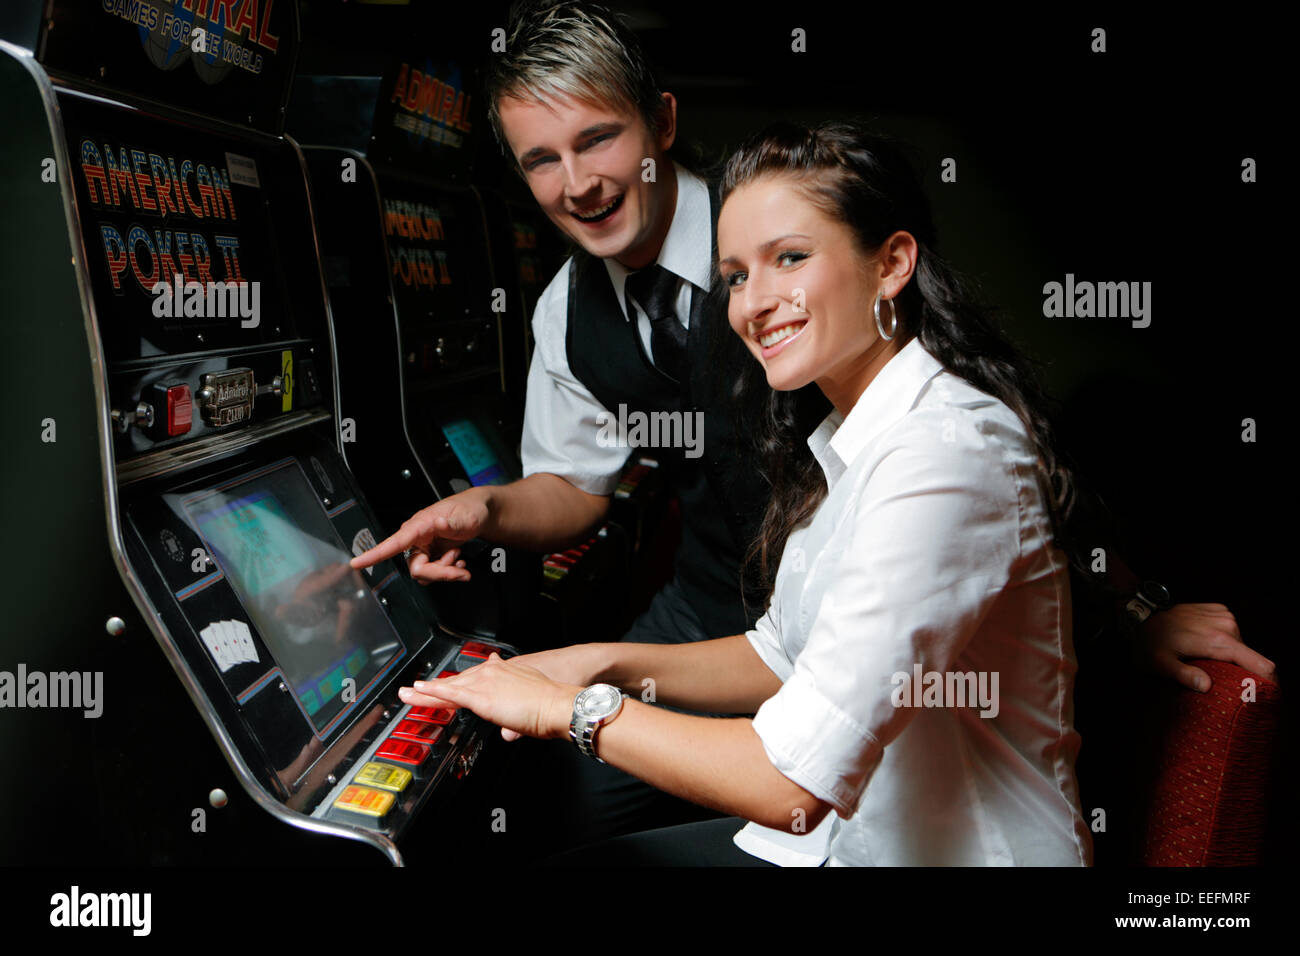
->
xmin=485 ymin=1 xmax=667 ymax=166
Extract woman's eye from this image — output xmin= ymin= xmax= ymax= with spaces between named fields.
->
xmin=725 ymin=272 xmax=747 ymax=288
xmin=777 ymin=251 xmax=808 ymax=267
xmin=526 ymin=155 xmax=556 ymax=171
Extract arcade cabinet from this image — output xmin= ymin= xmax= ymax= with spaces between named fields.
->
xmin=0 ymin=0 xmax=510 ymax=866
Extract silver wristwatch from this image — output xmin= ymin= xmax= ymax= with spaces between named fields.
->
xmin=569 ymin=683 xmax=627 ymax=763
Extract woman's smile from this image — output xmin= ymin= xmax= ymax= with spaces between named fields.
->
xmin=752 ymin=319 xmax=809 ymax=356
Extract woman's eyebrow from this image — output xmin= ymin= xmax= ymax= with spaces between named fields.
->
xmin=719 ymin=234 xmax=812 ymax=267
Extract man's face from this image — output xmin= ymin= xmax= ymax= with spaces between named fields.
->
xmin=499 ymin=91 xmax=676 ymax=270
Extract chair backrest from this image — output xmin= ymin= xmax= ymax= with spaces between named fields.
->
xmin=1138 ymin=659 xmax=1281 ymax=866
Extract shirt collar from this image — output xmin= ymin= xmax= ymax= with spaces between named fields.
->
xmin=604 ymin=162 xmax=713 ymax=318
xmin=809 ymin=338 xmax=946 ymax=485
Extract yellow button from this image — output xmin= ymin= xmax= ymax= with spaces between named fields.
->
xmin=333 ymin=784 xmax=395 ymax=818
xmin=354 ymin=762 xmax=412 ymax=793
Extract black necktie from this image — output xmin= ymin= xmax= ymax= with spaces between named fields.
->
xmin=625 ymin=264 xmax=688 ymax=383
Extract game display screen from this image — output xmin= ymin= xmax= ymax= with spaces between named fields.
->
xmin=441 ymin=417 xmax=507 ymax=486
xmin=180 ymin=462 xmax=405 ymax=733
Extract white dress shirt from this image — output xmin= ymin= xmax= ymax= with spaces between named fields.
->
xmin=519 ymin=163 xmax=713 ymax=493
xmin=738 ymin=339 xmax=1093 ymax=866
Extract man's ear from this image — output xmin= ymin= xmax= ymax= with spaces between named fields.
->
xmin=656 ymin=92 xmax=678 ymax=151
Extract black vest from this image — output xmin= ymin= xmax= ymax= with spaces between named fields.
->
xmin=566 ymin=182 xmax=768 ymax=636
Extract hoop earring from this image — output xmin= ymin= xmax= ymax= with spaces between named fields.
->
xmin=874 ymin=290 xmax=897 ymax=341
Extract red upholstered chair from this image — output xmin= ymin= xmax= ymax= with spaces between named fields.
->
xmin=1137 ymin=659 xmax=1282 ymax=866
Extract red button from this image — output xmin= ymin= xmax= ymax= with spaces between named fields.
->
xmin=437 ymin=669 xmax=457 ymax=680
xmin=391 ymin=719 xmax=444 ymax=743
xmin=375 ymin=738 xmax=430 ymax=765
xmin=460 ymin=642 xmax=492 ymax=659
xmin=408 ymin=706 xmax=456 ymax=725
xmin=166 ymin=384 xmax=193 ymax=436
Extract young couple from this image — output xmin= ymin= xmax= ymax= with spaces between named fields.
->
xmin=353 ymin=1 xmax=1271 ymax=866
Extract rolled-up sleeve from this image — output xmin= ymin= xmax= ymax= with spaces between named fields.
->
xmin=519 ymin=260 xmax=631 ymax=495
xmin=751 ymin=408 xmax=1024 ymax=817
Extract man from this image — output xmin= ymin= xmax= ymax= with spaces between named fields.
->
xmin=353 ymin=0 xmax=1272 ymax=856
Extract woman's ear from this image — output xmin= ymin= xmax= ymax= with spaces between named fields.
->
xmin=881 ymin=230 xmax=919 ymax=299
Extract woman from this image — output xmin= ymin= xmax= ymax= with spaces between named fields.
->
xmin=398 ymin=122 xmax=1092 ymax=866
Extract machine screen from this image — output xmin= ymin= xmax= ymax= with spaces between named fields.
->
xmin=441 ymin=418 xmax=506 ymax=486
xmin=180 ymin=462 xmax=406 ymax=732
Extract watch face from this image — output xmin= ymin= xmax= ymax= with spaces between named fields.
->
xmin=1142 ymin=581 xmax=1171 ymax=607
xmin=575 ymin=684 xmax=622 ymax=720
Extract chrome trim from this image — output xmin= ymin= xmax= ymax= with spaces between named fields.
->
xmin=116 ymin=409 xmax=332 ymax=485
xmin=283 ymin=133 xmax=344 ymax=457
xmin=0 ymin=45 xmax=401 ymax=865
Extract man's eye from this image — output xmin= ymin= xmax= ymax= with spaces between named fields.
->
xmin=777 ymin=251 xmax=808 ymax=266
xmin=586 ymin=133 xmax=614 ymax=148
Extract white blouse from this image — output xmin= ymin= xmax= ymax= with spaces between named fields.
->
xmin=738 ymin=339 xmax=1092 ymax=866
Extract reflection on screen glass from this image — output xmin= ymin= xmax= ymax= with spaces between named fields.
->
xmin=442 ymin=418 xmax=506 ymax=486
xmin=178 ymin=462 xmax=406 ymax=733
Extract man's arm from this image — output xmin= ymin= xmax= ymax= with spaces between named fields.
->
xmin=351 ymin=473 xmax=608 ymax=581
xmin=476 ymin=473 xmax=609 ymax=550
xmin=1100 ymin=551 xmax=1275 ymax=690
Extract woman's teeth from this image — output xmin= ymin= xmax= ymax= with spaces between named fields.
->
xmin=759 ymin=322 xmax=806 ymax=348
xmin=573 ymin=195 xmax=623 ymax=222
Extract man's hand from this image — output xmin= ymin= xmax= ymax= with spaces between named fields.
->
xmin=397 ymin=654 xmax=582 ymax=743
xmin=350 ymin=489 xmax=491 ymax=584
xmin=1140 ymin=603 xmax=1276 ymax=692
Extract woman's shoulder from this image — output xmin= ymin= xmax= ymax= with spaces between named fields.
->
xmin=855 ymin=367 xmax=1038 ymax=519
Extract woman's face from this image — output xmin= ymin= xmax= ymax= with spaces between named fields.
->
xmin=717 ymin=174 xmax=910 ymax=411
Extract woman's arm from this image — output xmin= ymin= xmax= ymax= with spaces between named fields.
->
xmin=399 ymin=656 xmax=830 ymax=834
xmin=510 ymin=634 xmax=785 ymax=715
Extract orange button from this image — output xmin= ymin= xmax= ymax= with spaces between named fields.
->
xmin=333 ymin=784 xmax=395 ymax=818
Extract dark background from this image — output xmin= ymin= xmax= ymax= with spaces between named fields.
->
xmin=292 ymin=0 xmax=1291 ymax=863
xmin=298 ymin=0 xmax=1282 ymax=652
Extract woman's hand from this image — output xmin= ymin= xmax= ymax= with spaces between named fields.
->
xmin=506 ymin=644 xmax=608 ymax=688
xmin=1140 ymin=603 xmax=1276 ymax=691
xmin=398 ymin=654 xmax=583 ymax=742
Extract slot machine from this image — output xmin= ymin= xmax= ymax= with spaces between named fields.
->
xmin=0 ymin=0 xmax=511 ymax=866
xmin=288 ymin=46 xmax=659 ymax=647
